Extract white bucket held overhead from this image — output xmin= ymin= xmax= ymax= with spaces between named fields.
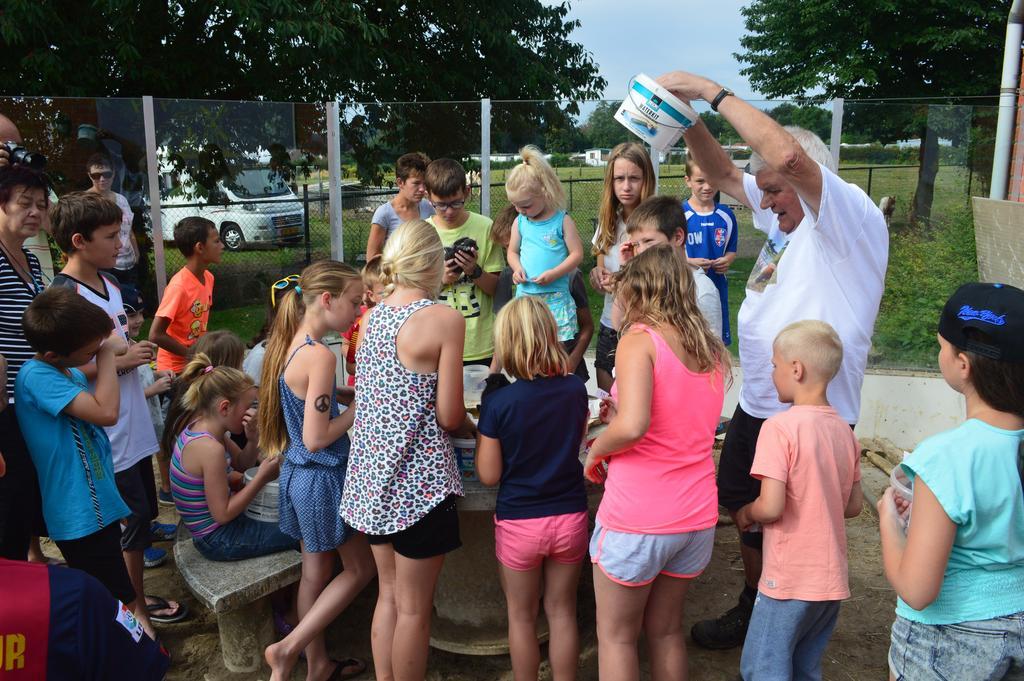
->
xmin=615 ymin=73 xmax=700 ymax=152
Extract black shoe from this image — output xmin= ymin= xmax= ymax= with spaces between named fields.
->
xmin=691 ymin=590 xmax=754 ymax=650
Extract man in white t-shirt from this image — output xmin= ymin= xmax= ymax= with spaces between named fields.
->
xmin=654 ymin=71 xmax=889 ymax=650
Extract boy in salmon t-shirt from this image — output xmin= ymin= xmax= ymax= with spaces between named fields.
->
xmin=735 ymin=320 xmax=863 ymax=681
xmin=149 ymin=217 xmax=223 ymax=373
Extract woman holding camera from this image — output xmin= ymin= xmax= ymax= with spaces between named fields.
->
xmin=0 ymin=163 xmax=51 ymax=560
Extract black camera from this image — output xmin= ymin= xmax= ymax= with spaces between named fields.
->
xmin=1 ymin=141 xmax=46 ymax=170
xmin=444 ymin=237 xmax=478 ymax=273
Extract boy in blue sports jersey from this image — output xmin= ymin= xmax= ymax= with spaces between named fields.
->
xmin=683 ymin=158 xmax=738 ymax=345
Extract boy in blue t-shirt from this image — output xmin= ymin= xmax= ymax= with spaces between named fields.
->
xmin=14 ymin=287 xmax=141 ymax=620
xmin=683 ymin=159 xmax=738 ymax=345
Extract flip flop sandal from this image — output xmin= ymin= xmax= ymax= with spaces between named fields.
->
xmin=146 ymin=596 xmax=189 ymax=624
xmin=328 ymin=657 xmax=367 ymax=680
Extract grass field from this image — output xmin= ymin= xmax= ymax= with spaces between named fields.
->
xmin=189 ymin=163 xmax=977 ymax=370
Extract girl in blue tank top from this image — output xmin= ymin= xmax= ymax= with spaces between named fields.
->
xmin=505 ymin=145 xmax=584 ymax=342
xmin=258 ymin=261 xmax=375 ymax=681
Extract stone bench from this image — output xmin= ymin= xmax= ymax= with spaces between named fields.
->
xmin=173 ymin=527 xmax=301 ymax=674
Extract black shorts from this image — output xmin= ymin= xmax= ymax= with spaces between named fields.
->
xmin=56 ymin=522 xmax=137 ymax=605
xmin=0 ymin=406 xmax=47 ymax=559
xmin=114 ymin=456 xmax=158 ymax=552
xmin=717 ymin=404 xmax=768 ymax=512
xmin=594 ymin=324 xmax=618 ymax=375
xmin=562 ymin=338 xmax=591 ymax=383
xmin=367 ymin=495 xmax=461 ymax=559
xmin=463 ymin=357 xmax=493 ymax=368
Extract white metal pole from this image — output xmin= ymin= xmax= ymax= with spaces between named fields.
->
xmin=327 ymin=101 xmax=344 ymax=261
xmin=650 ymin=144 xmax=660 ymax=193
xmin=990 ymin=0 xmax=1023 ymax=200
xmin=830 ymin=98 xmax=845 ymax=170
xmin=142 ymin=96 xmax=167 ymax=297
xmin=480 ymin=98 xmax=491 ymax=217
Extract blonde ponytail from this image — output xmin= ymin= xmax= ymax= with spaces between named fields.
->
xmin=257 ymin=260 xmax=361 ymax=456
xmin=379 ymin=219 xmax=444 ymax=299
xmin=505 ymin=145 xmax=566 ymax=212
xmin=161 ymin=352 xmax=254 ymax=457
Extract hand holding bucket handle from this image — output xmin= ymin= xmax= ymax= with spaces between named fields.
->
xmin=653 ymin=71 xmax=722 ymax=107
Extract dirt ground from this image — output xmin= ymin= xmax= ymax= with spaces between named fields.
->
xmin=137 ymin=499 xmax=893 ymax=681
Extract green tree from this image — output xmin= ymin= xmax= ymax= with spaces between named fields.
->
xmin=581 ymin=101 xmax=632 ymax=149
xmin=736 ymin=0 xmax=1007 ymax=222
xmin=766 ymin=103 xmax=831 ymax=142
xmin=0 ymin=0 xmax=604 ymax=185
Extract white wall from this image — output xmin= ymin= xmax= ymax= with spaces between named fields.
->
xmin=718 ymin=367 xmax=962 ymax=451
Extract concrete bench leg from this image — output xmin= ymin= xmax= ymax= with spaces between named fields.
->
xmin=218 ymin=597 xmax=274 ymax=673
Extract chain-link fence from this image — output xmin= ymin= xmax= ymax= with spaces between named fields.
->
xmin=0 ymin=94 xmax=1008 ymax=370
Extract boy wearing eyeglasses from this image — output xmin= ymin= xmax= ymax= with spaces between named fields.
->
xmin=86 ymin=153 xmax=139 ymax=286
xmin=148 ymin=216 xmax=222 ymax=375
xmin=425 ymin=158 xmax=503 ymax=367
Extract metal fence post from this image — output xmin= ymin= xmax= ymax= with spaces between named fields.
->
xmin=568 ymin=179 xmax=574 ymax=212
xmin=327 ymin=101 xmax=344 ymax=262
xmin=303 ymin=184 xmax=312 ymax=265
xmin=650 ymin=144 xmax=660 ymax=194
xmin=867 ymin=167 xmax=874 ymax=197
xmin=480 ymin=98 xmax=491 ymax=218
xmin=830 ymin=98 xmax=845 ymax=169
xmin=142 ymin=95 xmax=167 ymax=298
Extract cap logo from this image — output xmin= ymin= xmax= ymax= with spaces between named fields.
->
xmin=957 ymin=305 xmax=1006 ymax=326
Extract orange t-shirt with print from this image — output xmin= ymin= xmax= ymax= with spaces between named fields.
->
xmin=155 ymin=268 xmax=214 ymax=373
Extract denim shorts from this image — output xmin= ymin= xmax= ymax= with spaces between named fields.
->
xmin=192 ymin=515 xmax=299 ymax=562
xmin=889 ymin=612 xmax=1024 ymax=681
xmin=594 ymin=324 xmax=618 ymax=375
xmin=740 ymin=593 xmax=841 ymax=681
xmin=589 ymin=518 xmax=714 ymax=586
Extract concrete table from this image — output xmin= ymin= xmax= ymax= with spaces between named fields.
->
xmin=430 ymin=424 xmax=606 ymax=655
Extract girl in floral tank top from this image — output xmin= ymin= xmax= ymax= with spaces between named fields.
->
xmin=342 ymin=218 xmax=468 ymax=681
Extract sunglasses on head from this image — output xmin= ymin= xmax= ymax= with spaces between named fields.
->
xmin=89 ymin=171 xmax=113 ymax=180
xmin=271 ymin=274 xmax=301 ymax=307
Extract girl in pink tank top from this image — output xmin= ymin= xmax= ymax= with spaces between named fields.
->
xmin=583 ymin=245 xmax=730 ymax=680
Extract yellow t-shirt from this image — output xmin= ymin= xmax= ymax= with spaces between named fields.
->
xmin=428 ymin=212 xmax=503 ymax=361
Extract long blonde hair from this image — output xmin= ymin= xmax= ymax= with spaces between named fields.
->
xmin=257 ymin=260 xmax=362 ymax=457
xmin=162 ymin=352 xmax=254 ymax=458
xmin=613 ymin=245 xmax=731 ymax=379
xmin=505 ymin=145 xmax=566 ymax=212
xmin=379 ymin=219 xmax=445 ymax=298
xmin=494 ymin=296 xmax=569 ymax=380
xmin=594 ymin=142 xmax=655 ymax=257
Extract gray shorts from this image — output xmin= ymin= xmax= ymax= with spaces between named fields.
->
xmin=589 ymin=518 xmax=714 ymax=586
xmin=889 ymin=612 xmax=1024 ymax=681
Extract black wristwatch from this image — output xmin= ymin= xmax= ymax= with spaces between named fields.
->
xmin=468 ymin=265 xmax=483 ymax=280
xmin=710 ymin=87 xmax=734 ymax=112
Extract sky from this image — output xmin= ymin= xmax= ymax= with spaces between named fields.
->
xmin=557 ymin=0 xmax=773 ymax=106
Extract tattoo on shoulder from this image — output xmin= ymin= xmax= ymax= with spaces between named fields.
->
xmin=314 ymin=394 xmax=330 ymax=413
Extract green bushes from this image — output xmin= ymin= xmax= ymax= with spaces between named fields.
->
xmin=869 ymin=208 xmax=978 ymax=368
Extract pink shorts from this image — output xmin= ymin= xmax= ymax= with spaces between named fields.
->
xmin=494 ymin=511 xmax=589 ymax=571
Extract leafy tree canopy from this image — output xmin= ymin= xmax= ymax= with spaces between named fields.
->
xmin=0 ymin=0 xmax=605 ymax=185
xmin=734 ymin=0 xmax=1008 ymax=221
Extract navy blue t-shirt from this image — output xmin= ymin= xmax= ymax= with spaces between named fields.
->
xmin=477 ymin=375 xmax=588 ymax=520
xmin=0 ymin=558 xmax=170 ymax=680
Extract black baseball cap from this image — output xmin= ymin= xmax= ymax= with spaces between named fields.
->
xmin=121 ymin=285 xmax=145 ymax=315
xmin=938 ymin=282 xmax=1024 ymax=362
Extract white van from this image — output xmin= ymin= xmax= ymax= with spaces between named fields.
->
xmin=159 ymin=167 xmax=305 ymax=251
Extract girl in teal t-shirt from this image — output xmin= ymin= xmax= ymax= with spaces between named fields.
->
xmin=504 ymin=145 xmax=584 ymax=342
xmin=879 ymin=282 xmax=1024 ymax=680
